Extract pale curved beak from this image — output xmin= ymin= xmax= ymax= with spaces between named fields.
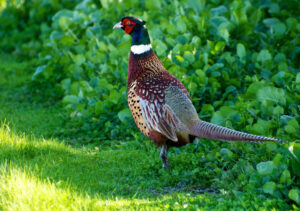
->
xmin=113 ymin=22 xmax=122 ymax=29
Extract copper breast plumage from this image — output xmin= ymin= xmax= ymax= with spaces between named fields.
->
xmin=127 ymin=51 xmax=191 ymax=143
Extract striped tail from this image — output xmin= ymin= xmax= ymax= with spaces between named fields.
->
xmin=189 ymin=120 xmax=281 ymax=143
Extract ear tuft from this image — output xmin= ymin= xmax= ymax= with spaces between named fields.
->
xmin=142 ymin=20 xmax=146 ymax=25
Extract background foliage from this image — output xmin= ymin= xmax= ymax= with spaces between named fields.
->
xmin=0 ymin=0 xmax=299 ymax=209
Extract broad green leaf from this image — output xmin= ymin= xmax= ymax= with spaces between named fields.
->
xmin=186 ymin=0 xmax=205 ymax=13
xmin=263 ymin=182 xmax=276 ymax=195
xmin=72 ymin=11 xmax=86 ymax=24
xmin=95 ymin=101 xmax=104 ymax=115
xmin=273 ymin=22 xmax=286 ymax=37
xmin=224 ymin=85 xmax=236 ymax=96
xmin=286 ymin=17 xmax=298 ymax=31
xmin=166 ymin=24 xmax=178 ymax=36
xmin=268 ymin=3 xmax=280 ymax=14
xmin=257 ymin=49 xmax=272 ymax=63
xmin=211 ymin=106 xmax=238 ymax=126
xmin=233 ymin=9 xmax=247 ymax=25
xmin=220 ymin=148 xmax=233 ymax=160
xmin=154 ymin=40 xmax=167 ymax=56
xmin=165 ymin=37 xmax=176 ymax=46
xmin=257 ymin=86 xmax=286 ymax=105
xmin=273 ymin=153 xmax=282 ymax=167
xmin=60 ymin=35 xmax=75 ymax=46
xmin=222 ymin=52 xmax=236 ymax=65
xmin=256 ymin=161 xmax=275 ymax=176
xmin=252 ymin=119 xmax=269 ymax=135
xmin=246 ymin=82 xmax=265 ymax=98
xmin=210 ymin=5 xmax=228 ymax=16
xmin=201 ymin=104 xmax=214 ymax=114
xmin=280 ymin=170 xmax=291 ymax=184
xmin=196 ymin=69 xmax=205 ymax=78
xmin=175 ymin=55 xmax=184 ymax=63
xmin=208 ymin=63 xmax=224 ymax=72
xmin=118 ymin=108 xmax=131 ymax=123
xmin=291 ymin=159 xmax=300 ymax=177
xmin=58 ymin=17 xmax=71 ymax=30
xmin=176 ymin=35 xmax=188 ymax=45
xmin=63 ymin=95 xmax=80 ymax=105
xmin=108 ymin=90 xmax=122 ymax=104
xmin=271 ymin=71 xmax=286 ymax=85
xmin=212 ymin=17 xmax=230 ymax=29
xmin=289 ymin=142 xmax=300 ymax=163
xmin=191 ymin=36 xmax=201 ymax=46
xmin=288 ymin=189 xmax=300 ymax=204
xmin=183 ymin=51 xmax=195 ymax=64
xmin=80 ymin=81 xmax=93 ymax=93
xmin=237 ymin=43 xmax=246 ymax=58
xmin=274 ymin=53 xmax=286 ymax=64
xmin=176 ymin=18 xmax=186 ymax=33
xmin=266 ymin=142 xmax=277 ymax=152
xmin=218 ymin=27 xmax=230 ymax=42
xmin=273 ymin=106 xmax=284 ymax=116
xmin=61 ymin=78 xmax=71 ymax=92
xmin=50 ymin=31 xmax=64 ymax=41
xmin=263 ymin=18 xmax=279 ymax=27
xmin=99 ymin=0 xmax=109 ymax=9
xmin=251 ymin=8 xmax=262 ymax=24
xmin=285 ymin=119 xmax=299 ymax=135
xmin=145 ymin=0 xmax=161 ymax=9
xmin=73 ymin=55 xmax=86 ymax=66
xmin=52 ymin=9 xmax=73 ymax=22
xmin=214 ymin=41 xmax=225 ymax=53
xmin=71 ymin=82 xmax=80 ymax=94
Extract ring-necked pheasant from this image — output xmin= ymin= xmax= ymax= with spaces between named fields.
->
xmin=113 ymin=16 xmax=281 ymax=169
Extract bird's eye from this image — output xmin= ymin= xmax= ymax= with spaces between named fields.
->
xmin=126 ymin=21 xmax=131 ymax=25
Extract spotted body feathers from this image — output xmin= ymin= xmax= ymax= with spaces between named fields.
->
xmin=127 ymin=50 xmax=195 ymax=146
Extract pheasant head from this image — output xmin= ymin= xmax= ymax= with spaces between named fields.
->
xmin=113 ymin=16 xmax=152 ymax=55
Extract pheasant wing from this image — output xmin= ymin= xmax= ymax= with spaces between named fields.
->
xmin=138 ymin=97 xmax=179 ymax=142
xmin=135 ymin=73 xmax=191 ymax=142
xmin=135 ymin=72 xmax=195 ymax=142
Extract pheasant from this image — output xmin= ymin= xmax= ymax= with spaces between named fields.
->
xmin=113 ymin=16 xmax=281 ymax=169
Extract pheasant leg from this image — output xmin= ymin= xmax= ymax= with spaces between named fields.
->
xmin=160 ymin=145 xmax=171 ymax=169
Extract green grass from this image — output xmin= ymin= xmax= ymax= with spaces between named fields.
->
xmin=0 ymin=53 xmax=65 ymax=138
xmin=0 ymin=53 xmax=294 ymax=210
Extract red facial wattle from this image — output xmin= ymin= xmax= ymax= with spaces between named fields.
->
xmin=122 ymin=18 xmax=137 ymax=34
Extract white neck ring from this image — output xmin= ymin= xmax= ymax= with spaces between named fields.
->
xmin=131 ymin=44 xmax=152 ymax=55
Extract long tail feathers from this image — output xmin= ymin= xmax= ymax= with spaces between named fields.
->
xmin=189 ymin=120 xmax=282 ymax=143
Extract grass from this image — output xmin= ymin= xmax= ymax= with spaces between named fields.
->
xmin=0 ymin=54 xmax=65 ymax=138
xmin=0 ymin=53 xmax=293 ymax=210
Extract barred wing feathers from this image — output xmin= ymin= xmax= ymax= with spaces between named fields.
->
xmin=135 ymin=72 xmax=189 ymax=142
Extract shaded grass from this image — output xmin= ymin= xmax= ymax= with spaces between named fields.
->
xmin=0 ymin=53 xmax=66 ymax=138
xmin=0 ymin=53 xmax=292 ymax=210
